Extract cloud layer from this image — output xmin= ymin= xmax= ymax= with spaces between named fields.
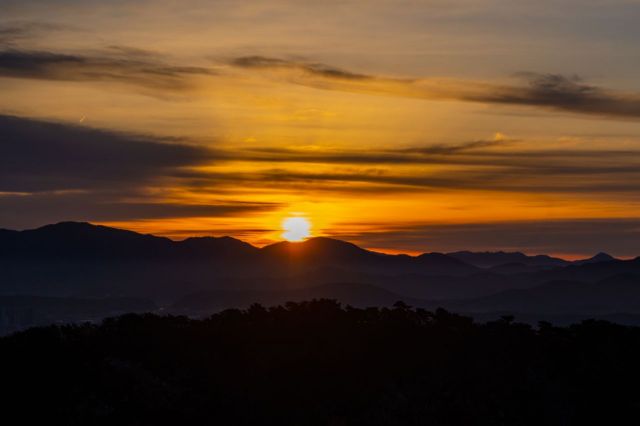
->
xmin=5 ymin=113 xmax=640 ymax=201
xmin=1 ymin=11 xmax=639 ymax=255
xmin=2 ymin=28 xmax=640 ymax=121
xmin=0 ymin=115 xmax=278 ymax=227
xmin=0 ymin=46 xmax=216 ymax=91
xmin=0 ymin=114 xmax=214 ymax=192
xmin=230 ymin=56 xmax=640 ymax=120
xmin=331 ymin=219 xmax=640 ymax=258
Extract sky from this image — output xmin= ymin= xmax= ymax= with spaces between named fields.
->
xmin=1 ymin=0 xmax=640 ymax=257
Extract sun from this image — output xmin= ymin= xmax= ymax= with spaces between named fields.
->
xmin=282 ymin=216 xmax=311 ymax=242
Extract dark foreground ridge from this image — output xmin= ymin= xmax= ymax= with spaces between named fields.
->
xmin=3 ymin=299 xmax=640 ymax=425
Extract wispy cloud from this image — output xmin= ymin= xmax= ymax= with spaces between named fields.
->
xmin=477 ymin=73 xmax=640 ymax=120
xmin=228 ymin=55 xmax=640 ymax=120
xmin=160 ymin=140 xmax=640 ymax=199
xmin=6 ymin=113 xmax=639 ymax=200
xmin=0 ymin=191 xmax=280 ymax=228
xmin=2 ymin=40 xmax=639 ymax=120
xmin=0 ymin=21 xmax=77 ymax=45
xmin=175 ymin=165 xmax=640 ymax=197
xmin=231 ymin=55 xmax=373 ymax=80
xmin=0 ymin=46 xmax=217 ymax=91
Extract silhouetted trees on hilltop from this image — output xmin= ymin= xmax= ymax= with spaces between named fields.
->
xmin=2 ymin=300 xmax=640 ymax=425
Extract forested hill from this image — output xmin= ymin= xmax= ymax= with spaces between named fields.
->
xmin=3 ymin=299 xmax=640 ymax=425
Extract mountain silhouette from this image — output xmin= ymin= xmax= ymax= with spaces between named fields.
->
xmin=1 ymin=221 xmax=639 ymax=330
xmin=261 ymin=237 xmax=377 ymax=267
xmin=447 ymin=250 xmax=568 ymax=268
xmin=0 ymin=222 xmax=257 ymax=261
xmin=573 ymin=252 xmax=617 ymax=265
xmin=0 ymin=222 xmax=479 ymax=302
xmin=0 ymin=222 xmax=171 ymax=259
xmin=452 ymin=273 xmax=640 ymax=314
xmin=175 ymin=236 xmax=259 ymax=261
xmin=261 ymin=237 xmax=479 ymax=275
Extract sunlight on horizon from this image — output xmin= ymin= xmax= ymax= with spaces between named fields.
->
xmin=282 ymin=216 xmax=312 ymax=242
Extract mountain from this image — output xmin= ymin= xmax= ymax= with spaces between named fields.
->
xmin=448 ymin=273 xmax=640 ymax=315
xmin=2 ymin=222 xmax=639 ymax=323
xmin=573 ymin=252 xmax=617 ymax=265
xmin=0 ymin=222 xmax=478 ymax=301
xmin=261 ymin=237 xmax=479 ymax=276
xmin=0 ymin=222 xmax=258 ymax=261
xmin=447 ymin=250 xmax=568 ymax=269
xmin=487 ymin=262 xmax=543 ymax=274
xmin=0 ymin=222 xmax=173 ymax=259
xmin=2 ymin=223 xmax=475 ymax=275
xmin=446 ymin=250 xmax=619 ymax=273
xmin=0 ymin=222 xmax=262 ymax=301
xmin=262 ymin=237 xmax=371 ymax=260
xmin=530 ymin=257 xmax=640 ymax=284
xmin=178 ymin=236 xmax=259 ymax=259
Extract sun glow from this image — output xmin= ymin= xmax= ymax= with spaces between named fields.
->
xmin=282 ymin=216 xmax=311 ymax=242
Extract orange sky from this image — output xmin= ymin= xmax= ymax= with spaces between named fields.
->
xmin=1 ymin=0 xmax=640 ymax=257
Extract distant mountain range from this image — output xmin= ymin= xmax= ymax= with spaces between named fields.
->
xmin=446 ymin=250 xmax=569 ymax=268
xmin=0 ymin=221 xmax=621 ymax=266
xmin=1 ymin=221 xmax=639 ymax=331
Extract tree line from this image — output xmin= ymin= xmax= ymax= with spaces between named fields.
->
xmin=2 ymin=299 xmax=639 ymax=425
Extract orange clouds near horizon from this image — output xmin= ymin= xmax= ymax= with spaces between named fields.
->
xmin=1 ymin=0 xmax=640 ymax=257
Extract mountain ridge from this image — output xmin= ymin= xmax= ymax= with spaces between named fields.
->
xmin=1 ymin=221 xmax=623 ymax=263
xmin=1 ymin=222 xmax=640 ymax=331
xmin=0 ymin=221 xmax=635 ymax=307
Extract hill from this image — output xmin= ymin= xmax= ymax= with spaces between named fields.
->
xmin=3 ymin=301 xmax=640 ymax=425
xmin=1 ymin=222 xmax=638 ymax=327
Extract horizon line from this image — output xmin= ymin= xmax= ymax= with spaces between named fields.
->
xmin=1 ymin=220 xmax=633 ymax=262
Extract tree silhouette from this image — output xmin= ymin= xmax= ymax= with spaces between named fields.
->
xmin=2 ymin=299 xmax=640 ymax=425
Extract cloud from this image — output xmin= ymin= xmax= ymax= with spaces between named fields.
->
xmin=2 ymin=113 xmax=640 ymax=251
xmin=0 ymin=191 xmax=279 ymax=229
xmin=0 ymin=114 xmax=282 ymax=228
xmin=328 ymin=219 xmax=640 ymax=258
xmin=0 ymin=114 xmax=216 ymax=192
xmin=479 ymin=73 xmax=640 ymax=119
xmin=231 ymin=55 xmax=372 ymax=80
xmin=0 ymin=21 xmax=75 ymax=45
xmin=203 ymin=136 xmax=516 ymax=166
xmin=3 ymin=113 xmax=640 ymax=231
xmin=2 ymin=43 xmax=639 ymax=119
xmin=400 ymin=135 xmax=515 ymax=155
xmin=2 ymin=111 xmax=625 ymax=198
xmin=176 ymin=166 xmax=640 ymax=196
xmin=170 ymin=141 xmax=640 ymax=197
xmin=229 ymin=55 xmax=640 ymax=120
xmin=0 ymin=22 xmax=215 ymax=91
xmin=0 ymin=47 xmax=217 ymax=91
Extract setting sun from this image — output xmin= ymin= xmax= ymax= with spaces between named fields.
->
xmin=282 ymin=217 xmax=311 ymax=242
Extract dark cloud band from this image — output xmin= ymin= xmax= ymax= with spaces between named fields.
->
xmin=0 ymin=115 xmax=281 ymax=227
xmin=0 ymin=47 xmax=216 ymax=90
xmin=231 ymin=55 xmax=372 ymax=80
xmin=0 ymin=114 xmax=215 ymax=192
xmin=2 ymin=114 xmax=640 ymax=232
